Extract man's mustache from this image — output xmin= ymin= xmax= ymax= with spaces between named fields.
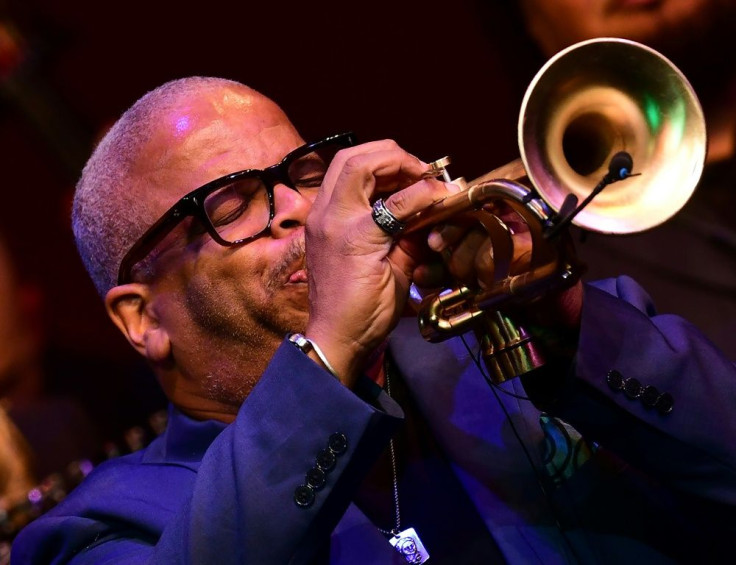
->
xmin=265 ymin=236 xmax=306 ymax=291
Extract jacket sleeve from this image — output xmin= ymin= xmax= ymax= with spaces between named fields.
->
xmin=528 ymin=276 xmax=736 ymax=510
xmin=12 ymin=340 xmax=402 ymax=564
xmin=154 ymin=342 xmax=402 ymax=564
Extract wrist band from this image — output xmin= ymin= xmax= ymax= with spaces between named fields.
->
xmin=288 ymin=333 xmax=340 ymax=379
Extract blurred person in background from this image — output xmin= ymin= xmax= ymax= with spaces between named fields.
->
xmin=0 ymin=235 xmax=99 ymax=485
xmin=0 ymin=232 xmax=168 ymax=545
xmin=0 ymin=404 xmax=34 ymax=508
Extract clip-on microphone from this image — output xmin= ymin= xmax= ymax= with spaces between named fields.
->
xmin=544 ymin=151 xmax=637 ymax=240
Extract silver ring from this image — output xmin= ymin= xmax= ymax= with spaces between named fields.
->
xmin=371 ymin=198 xmax=406 ymax=236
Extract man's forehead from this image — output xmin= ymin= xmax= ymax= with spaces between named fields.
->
xmin=163 ymin=87 xmax=292 ymax=146
xmin=145 ymin=87 xmax=303 ymax=195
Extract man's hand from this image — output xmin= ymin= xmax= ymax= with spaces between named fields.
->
xmin=414 ymin=199 xmax=584 ymax=332
xmin=303 ymin=140 xmax=461 ymax=386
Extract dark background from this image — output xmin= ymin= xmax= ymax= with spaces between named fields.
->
xmin=0 ymin=1 xmax=539 ymax=440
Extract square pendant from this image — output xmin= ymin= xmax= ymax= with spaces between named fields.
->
xmin=389 ymin=527 xmax=430 ymax=563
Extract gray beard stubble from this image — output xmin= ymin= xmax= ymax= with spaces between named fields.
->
xmin=185 ymin=236 xmax=307 ymax=404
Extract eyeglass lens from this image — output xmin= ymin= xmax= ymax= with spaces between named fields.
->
xmin=202 ymin=142 xmax=344 ymax=243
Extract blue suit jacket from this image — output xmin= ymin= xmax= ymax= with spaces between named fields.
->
xmin=12 ymin=277 xmax=736 ymax=563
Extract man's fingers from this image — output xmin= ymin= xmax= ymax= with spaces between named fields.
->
xmin=379 ymin=178 xmax=462 ymax=222
xmin=317 ymin=140 xmax=428 ymax=207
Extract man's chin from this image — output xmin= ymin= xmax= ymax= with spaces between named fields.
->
xmin=271 ymin=295 xmax=309 ymax=333
xmin=284 ymin=284 xmax=309 ymax=309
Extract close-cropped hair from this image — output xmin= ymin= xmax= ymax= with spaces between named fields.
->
xmin=72 ymin=76 xmax=248 ymax=297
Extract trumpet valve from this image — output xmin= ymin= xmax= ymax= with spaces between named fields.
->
xmin=423 ymin=156 xmax=453 ymax=183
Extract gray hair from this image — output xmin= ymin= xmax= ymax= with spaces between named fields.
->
xmin=72 ymin=76 xmax=247 ymax=298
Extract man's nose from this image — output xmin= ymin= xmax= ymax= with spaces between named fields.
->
xmin=269 ymin=183 xmax=314 ymax=237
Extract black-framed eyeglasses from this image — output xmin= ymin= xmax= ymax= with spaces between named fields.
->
xmin=117 ymin=132 xmax=356 ymax=285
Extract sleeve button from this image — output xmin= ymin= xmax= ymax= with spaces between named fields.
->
xmin=294 ymin=485 xmax=315 ymax=508
xmin=606 ymin=370 xmax=625 ymax=391
xmin=656 ymin=393 xmax=674 ymax=415
xmin=328 ymin=432 xmax=348 ymax=455
xmin=316 ymin=448 xmax=336 ymax=472
xmin=306 ymin=467 xmax=327 ymax=490
xmin=640 ymin=385 xmax=660 ymax=408
xmin=623 ymin=377 xmax=643 ymax=399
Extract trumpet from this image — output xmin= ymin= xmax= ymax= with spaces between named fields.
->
xmin=408 ymin=37 xmax=706 ymax=384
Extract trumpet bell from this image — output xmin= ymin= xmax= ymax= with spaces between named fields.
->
xmin=519 ymin=37 xmax=707 ymax=234
xmin=411 ymin=37 xmax=708 ymax=383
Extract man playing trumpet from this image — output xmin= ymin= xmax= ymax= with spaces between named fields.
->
xmin=13 ymin=76 xmax=736 ymax=564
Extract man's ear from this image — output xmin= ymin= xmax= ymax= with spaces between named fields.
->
xmin=105 ymin=284 xmax=171 ymax=363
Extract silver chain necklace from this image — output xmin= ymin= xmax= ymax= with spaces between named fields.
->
xmin=378 ymin=358 xmax=430 ymax=564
